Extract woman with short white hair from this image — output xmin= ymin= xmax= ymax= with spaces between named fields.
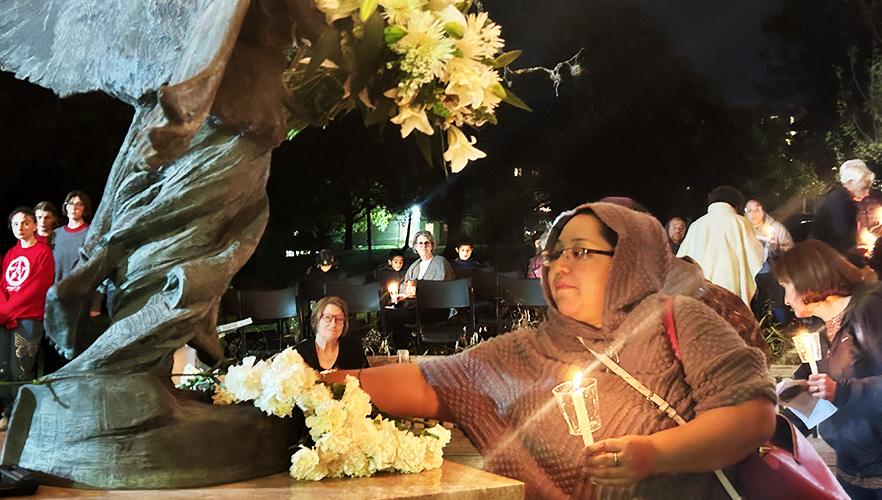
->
xmin=404 ymin=230 xmax=455 ymax=282
xmin=809 ymin=159 xmax=877 ymax=256
xmin=840 ymin=159 xmax=875 ymax=202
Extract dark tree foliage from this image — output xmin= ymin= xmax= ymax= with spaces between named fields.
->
xmin=760 ymin=0 xmax=880 ymax=172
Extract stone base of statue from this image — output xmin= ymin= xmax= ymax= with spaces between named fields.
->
xmin=1 ymin=373 xmax=304 ymax=489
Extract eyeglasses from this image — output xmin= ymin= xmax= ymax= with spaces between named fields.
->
xmin=68 ymin=202 xmax=85 ymax=208
xmin=542 ymin=247 xmax=614 ymax=267
xmin=414 ymin=241 xmax=432 ymax=247
xmin=320 ymin=314 xmax=346 ymax=325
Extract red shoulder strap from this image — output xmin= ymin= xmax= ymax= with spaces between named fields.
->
xmin=663 ymin=296 xmax=681 ymax=360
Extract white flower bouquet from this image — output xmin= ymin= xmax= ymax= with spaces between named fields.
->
xmin=212 ymin=347 xmax=451 ymax=480
xmin=285 ymin=0 xmax=528 ymax=172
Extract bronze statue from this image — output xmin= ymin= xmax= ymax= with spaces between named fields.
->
xmin=0 ymin=0 xmax=328 ymax=488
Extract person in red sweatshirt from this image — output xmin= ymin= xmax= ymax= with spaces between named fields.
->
xmin=0 ymin=207 xmax=54 ymax=427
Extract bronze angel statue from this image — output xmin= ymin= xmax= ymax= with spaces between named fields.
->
xmin=0 ymin=0 xmax=331 ymax=488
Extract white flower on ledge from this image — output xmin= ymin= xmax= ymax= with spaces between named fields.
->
xmin=223 ymin=356 xmax=268 ymax=402
xmin=213 ymin=347 xmax=450 ymax=481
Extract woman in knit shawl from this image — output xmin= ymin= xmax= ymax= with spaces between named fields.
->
xmin=326 ymin=202 xmax=776 ymax=499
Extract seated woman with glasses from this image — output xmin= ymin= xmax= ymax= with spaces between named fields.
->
xmin=404 ymin=230 xmax=455 ymax=282
xmin=295 ymin=296 xmax=368 ymax=372
xmin=325 ymin=202 xmax=776 ymax=499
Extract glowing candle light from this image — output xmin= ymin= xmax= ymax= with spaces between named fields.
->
xmin=388 ymin=282 xmax=400 ymax=304
xmin=793 ymin=330 xmax=822 ymax=375
xmin=571 ymin=371 xmax=594 ymax=446
xmin=859 ymin=228 xmax=877 ymax=249
xmin=764 ymin=225 xmax=774 ymax=238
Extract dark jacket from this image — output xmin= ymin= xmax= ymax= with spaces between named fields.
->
xmin=808 ymin=185 xmax=858 ymax=254
xmin=795 ymin=283 xmax=882 ymax=477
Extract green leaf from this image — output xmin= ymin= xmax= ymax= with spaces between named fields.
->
xmin=432 ymin=100 xmax=451 ymax=118
xmin=384 ymin=26 xmax=406 ymax=45
xmin=492 ymin=83 xmax=532 ymax=111
xmin=306 ymin=26 xmax=342 ymax=75
xmin=349 ymin=11 xmax=386 ymax=97
xmin=360 ymin=0 xmax=379 ymax=22
xmin=443 ymin=22 xmax=464 ymax=39
xmin=363 ymin=96 xmax=395 ymax=126
xmin=414 ymin=131 xmax=434 ymax=167
xmin=488 ymin=50 xmax=522 ymax=69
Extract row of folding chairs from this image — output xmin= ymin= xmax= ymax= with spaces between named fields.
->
xmin=219 ymin=269 xmax=547 ymax=357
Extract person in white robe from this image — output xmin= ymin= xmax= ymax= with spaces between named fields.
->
xmin=677 ymin=186 xmax=765 ymax=305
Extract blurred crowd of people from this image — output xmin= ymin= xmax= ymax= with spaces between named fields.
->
xmin=314 ymin=158 xmax=882 ymax=498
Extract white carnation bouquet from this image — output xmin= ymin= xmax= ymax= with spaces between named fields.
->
xmin=285 ymin=0 xmax=528 ymax=173
xmin=212 ymin=347 xmax=451 ymax=480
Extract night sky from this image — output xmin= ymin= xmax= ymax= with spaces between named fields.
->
xmin=633 ymin=0 xmax=785 ymax=104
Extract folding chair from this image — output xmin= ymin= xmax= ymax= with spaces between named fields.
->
xmin=499 ymin=276 xmax=546 ymax=308
xmin=415 ymin=278 xmax=475 ymax=351
xmin=498 ymin=276 xmax=547 ymax=332
xmin=453 ymin=266 xmax=475 ymax=281
xmin=238 ymin=287 xmax=300 ymax=359
xmin=324 ymin=282 xmax=383 ymax=339
xmin=472 ymin=268 xmax=500 ymax=335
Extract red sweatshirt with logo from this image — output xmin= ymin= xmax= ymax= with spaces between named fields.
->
xmin=0 ymin=241 xmax=55 ymax=329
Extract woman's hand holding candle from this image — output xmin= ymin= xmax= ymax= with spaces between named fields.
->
xmin=806 ymin=373 xmax=837 ymax=401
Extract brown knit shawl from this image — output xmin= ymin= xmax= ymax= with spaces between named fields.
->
xmin=421 ymin=202 xmax=775 ymax=500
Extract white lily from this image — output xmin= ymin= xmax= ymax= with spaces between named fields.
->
xmin=314 ymin=0 xmax=362 ymax=23
xmin=436 ymin=4 xmax=467 ymax=30
xmin=444 ymin=126 xmax=485 ymax=172
xmin=391 ymin=105 xmax=435 ymax=137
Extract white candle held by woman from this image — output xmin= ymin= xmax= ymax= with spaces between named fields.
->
xmin=793 ymin=331 xmax=821 ymax=375
xmin=572 ymin=371 xmax=594 ymax=446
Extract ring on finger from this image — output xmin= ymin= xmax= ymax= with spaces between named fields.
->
xmin=613 ymin=452 xmax=620 ymax=467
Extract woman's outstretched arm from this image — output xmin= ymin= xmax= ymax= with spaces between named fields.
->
xmin=323 ymin=363 xmax=453 ymax=421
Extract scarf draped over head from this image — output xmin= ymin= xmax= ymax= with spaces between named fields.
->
xmin=540 ymin=202 xmax=672 ymax=336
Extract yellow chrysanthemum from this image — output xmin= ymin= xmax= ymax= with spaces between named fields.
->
xmin=378 ymin=0 xmax=428 ymax=25
xmin=394 ymin=10 xmax=456 ymax=78
xmin=456 ymin=12 xmax=503 ymax=61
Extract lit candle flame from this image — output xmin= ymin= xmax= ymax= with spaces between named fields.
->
xmin=572 ymin=371 xmax=583 ymax=391
xmin=388 ymin=282 xmax=398 ymax=295
xmin=792 ymin=330 xmax=821 ymax=374
xmin=764 ymin=225 xmax=774 ymax=237
xmin=859 ymin=228 xmax=877 ymax=248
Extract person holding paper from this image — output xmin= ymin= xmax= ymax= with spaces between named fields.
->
xmin=773 ymin=239 xmax=882 ymax=497
xmin=324 ymin=202 xmax=776 ymax=500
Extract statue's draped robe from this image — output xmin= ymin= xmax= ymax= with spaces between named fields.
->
xmin=0 ymin=0 xmax=327 ymax=488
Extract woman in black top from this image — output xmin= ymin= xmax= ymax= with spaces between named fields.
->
xmin=295 ymin=296 xmax=369 ymax=372
xmin=774 ymin=240 xmax=882 ymax=497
